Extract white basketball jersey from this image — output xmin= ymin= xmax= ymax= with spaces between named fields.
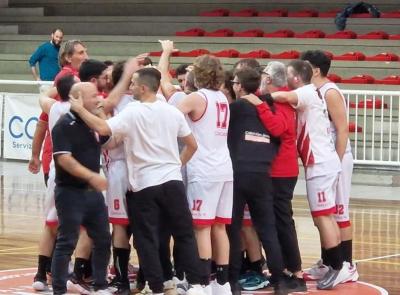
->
xmin=186 ymin=88 xmax=233 ymax=182
xmin=318 ymin=82 xmax=352 ymax=154
xmin=294 ymin=84 xmax=338 ymax=166
xmin=108 ymin=94 xmax=135 ymax=161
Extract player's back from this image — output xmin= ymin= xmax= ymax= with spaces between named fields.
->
xmin=186 ymin=88 xmax=233 ymax=182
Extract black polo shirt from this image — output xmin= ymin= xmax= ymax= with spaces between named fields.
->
xmin=51 ymin=111 xmax=101 ymax=188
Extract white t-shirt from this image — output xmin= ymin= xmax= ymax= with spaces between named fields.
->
xmin=106 ymin=99 xmax=191 ymax=192
xmin=293 ymin=84 xmax=341 ymax=177
xmin=49 ymin=101 xmax=71 ymax=132
xmin=318 ymin=82 xmax=352 ymax=154
xmin=168 ymin=91 xmax=186 ymax=107
xmin=185 ymin=88 xmax=233 ymax=182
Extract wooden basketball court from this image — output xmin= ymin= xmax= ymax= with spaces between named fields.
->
xmin=0 ymin=161 xmax=398 ymax=294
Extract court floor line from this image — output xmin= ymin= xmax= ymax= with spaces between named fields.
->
xmin=355 ymin=253 xmax=400 ymax=263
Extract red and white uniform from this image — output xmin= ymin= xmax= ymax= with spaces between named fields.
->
xmin=44 ymin=101 xmax=71 ymax=226
xmin=186 ymin=88 xmax=233 ymax=225
xmin=319 ymin=82 xmax=353 ymax=227
xmin=105 ymin=94 xmax=135 ymax=225
xmin=293 ymin=84 xmax=341 ymax=217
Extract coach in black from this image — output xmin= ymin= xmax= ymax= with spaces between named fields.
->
xmin=51 ymin=82 xmax=111 ymax=295
xmin=227 ymin=68 xmax=298 ymax=295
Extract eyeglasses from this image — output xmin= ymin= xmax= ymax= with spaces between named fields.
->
xmin=230 ymin=80 xmax=240 ymax=85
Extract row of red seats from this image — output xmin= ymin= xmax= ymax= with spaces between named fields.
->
xmin=199 ymin=8 xmax=400 ymax=18
xmin=175 ymin=28 xmax=400 ymax=40
xmin=328 ymin=74 xmax=400 ymax=85
xmin=149 ymin=48 xmax=400 ymax=62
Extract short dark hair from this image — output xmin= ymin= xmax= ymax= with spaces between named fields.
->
xmin=103 ymin=60 xmax=114 ymax=67
xmin=143 ymin=57 xmax=153 ymax=66
xmin=56 ymin=74 xmax=76 ymax=102
xmin=176 ymin=64 xmax=190 ymax=76
xmin=300 ymin=50 xmax=331 ymax=77
xmin=136 ymin=67 xmax=161 ymax=92
xmin=223 ymin=70 xmax=235 ymax=101
xmin=288 ymin=60 xmax=313 ymax=84
xmin=235 ymin=68 xmax=261 ymax=94
xmin=112 ymin=61 xmax=125 ymax=86
xmin=79 ymin=59 xmax=108 ymax=82
xmin=234 ymin=58 xmax=262 ymax=73
xmin=52 ymin=28 xmax=64 ymax=35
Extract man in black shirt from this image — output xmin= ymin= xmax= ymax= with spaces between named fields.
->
xmin=227 ymin=68 xmax=298 ymax=295
xmin=51 ymin=82 xmax=111 ymax=295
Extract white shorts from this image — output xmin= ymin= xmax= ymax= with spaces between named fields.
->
xmin=106 ymin=160 xmax=130 ymax=225
xmin=335 ymin=152 xmax=353 ymax=227
xmin=44 ymin=168 xmax=58 ymax=226
xmin=242 ymin=204 xmax=252 ymax=226
xmin=187 ymin=181 xmax=233 ymax=226
xmin=306 ymin=172 xmax=339 ymax=217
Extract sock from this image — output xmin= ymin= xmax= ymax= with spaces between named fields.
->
xmin=321 ymin=247 xmax=330 ymax=266
xmin=113 ymin=247 xmax=131 ymax=284
xmin=136 ymin=267 xmax=145 ymax=289
xmin=249 ymin=259 xmax=263 ymax=274
xmin=211 ymin=260 xmax=217 ymax=274
xmin=83 ymin=255 xmax=92 ymax=279
xmin=240 ymin=251 xmax=250 ymax=274
xmin=341 ymin=240 xmax=353 ymax=264
xmin=73 ymin=257 xmax=88 ymax=280
xmin=216 ymin=264 xmax=229 ymax=285
xmin=45 ymin=255 xmax=52 ymax=274
xmin=199 ymin=259 xmax=211 ymax=286
xmin=325 ymin=245 xmax=343 ymax=270
xmin=37 ymin=255 xmax=51 ymax=279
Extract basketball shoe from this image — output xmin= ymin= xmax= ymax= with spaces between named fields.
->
xmin=303 ymin=259 xmax=329 ymax=281
xmin=316 ymin=262 xmax=352 ymax=290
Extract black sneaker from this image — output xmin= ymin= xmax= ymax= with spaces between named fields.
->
xmin=284 ymin=274 xmax=307 ymax=292
xmin=273 ymin=280 xmax=289 ymax=295
xmin=114 ymin=282 xmax=130 ymax=295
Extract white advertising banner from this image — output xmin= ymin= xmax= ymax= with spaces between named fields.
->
xmin=3 ymin=93 xmax=41 ymax=160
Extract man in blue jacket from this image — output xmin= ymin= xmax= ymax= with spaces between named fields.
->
xmin=29 ymin=28 xmax=64 ymax=81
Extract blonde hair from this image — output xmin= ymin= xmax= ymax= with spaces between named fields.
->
xmin=193 ymin=55 xmax=224 ymax=90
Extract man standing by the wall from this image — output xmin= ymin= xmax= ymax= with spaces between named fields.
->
xmin=29 ymin=28 xmax=64 ymax=81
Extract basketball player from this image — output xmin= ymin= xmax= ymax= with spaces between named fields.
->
xmin=301 ymin=50 xmax=358 ymax=282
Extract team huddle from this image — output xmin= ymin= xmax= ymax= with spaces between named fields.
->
xmin=28 ymin=37 xmax=358 ymax=295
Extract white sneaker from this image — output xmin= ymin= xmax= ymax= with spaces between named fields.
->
xmin=32 ymin=278 xmax=48 ymax=291
xmin=343 ymin=262 xmax=359 ymax=283
xmin=317 ymin=262 xmax=352 ymax=290
xmin=164 ymin=279 xmax=178 ymax=295
xmin=203 ymin=284 xmax=212 ymax=295
xmin=211 ymin=281 xmax=232 ymax=295
xmin=173 ymin=276 xmax=188 ymax=294
xmin=303 ymin=259 xmax=329 ymax=281
xmin=90 ymin=289 xmax=113 ymax=295
xmin=186 ymin=284 xmax=207 ymax=295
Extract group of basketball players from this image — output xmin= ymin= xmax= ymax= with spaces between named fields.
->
xmin=27 ymin=37 xmax=358 ymax=295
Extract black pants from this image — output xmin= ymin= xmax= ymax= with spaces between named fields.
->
xmin=272 ymin=177 xmax=302 ymax=273
xmin=51 ymin=186 xmax=111 ymax=294
xmin=126 ymin=180 xmax=202 ymax=293
xmin=228 ymin=172 xmax=285 ymax=284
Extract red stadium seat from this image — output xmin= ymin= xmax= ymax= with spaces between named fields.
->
xmin=177 ymin=49 xmax=210 ymax=57
xmin=348 ymin=122 xmax=362 ymax=133
xmin=264 ymin=29 xmax=295 ymax=38
xmin=381 ymin=11 xmax=400 ymax=18
xmin=258 ymin=9 xmax=288 ymax=17
xmin=199 ymin=8 xmax=230 ymax=17
xmin=326 ymin=30 xmax=357 ymax=39
xmin=358 ymin=98 xmax=388 ymax=109
xmin=358 ymin=31 xmax=389 ymax=39
xmin=327 ymin=74 xmax=342 ymax=83
xmin=333 ymin=52 xmax=366 ymax=61
xmin=149 ymin=51 xmax=179 ymax=57
xmin=204 ymin=28 xmax=234 ymax=37
xmin=323 ymin=51 xmax=334 ymax=60
xmin=365 ymin=52 xmax=399 ymax=61
xmin=229 ymin=9 xmax=258 ymax=17
xmin=388 ymin=34 xmax=400 ymax=40
xmin=233 ymin=29 xmax=264 ymax=37
xmin=294 ymin=30 xmax=326 ymax=38
xmin=341 ymin=74 xmax=375 ymax=84
xmin=375 ymin=75 xmax=400 ymax=85
xmin=270 ymin=50 xmax=299 ymax=59
xmin=288 ymin=9 xmax=318 ymax=17
xmin=318 ymin=9 xmax=341 ymax=17
xmin=212 ymin=49 xmax=240 ymax=58
xmin=175 ymin=28 xmax=205 ymax=37
xmin=238 ymin=50 xmax=271 ymax=58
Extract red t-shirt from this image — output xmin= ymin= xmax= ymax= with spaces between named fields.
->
xmin=40 ymin=65 xmax=79 ymax=174
xmin=256 ymin=90 xmax=298 ymax=177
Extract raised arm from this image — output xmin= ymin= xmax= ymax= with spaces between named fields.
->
xmin=158 ymin=40 xmax=179 ymax=100
xmin=39 ymin=86 xmax=58 ymax=114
